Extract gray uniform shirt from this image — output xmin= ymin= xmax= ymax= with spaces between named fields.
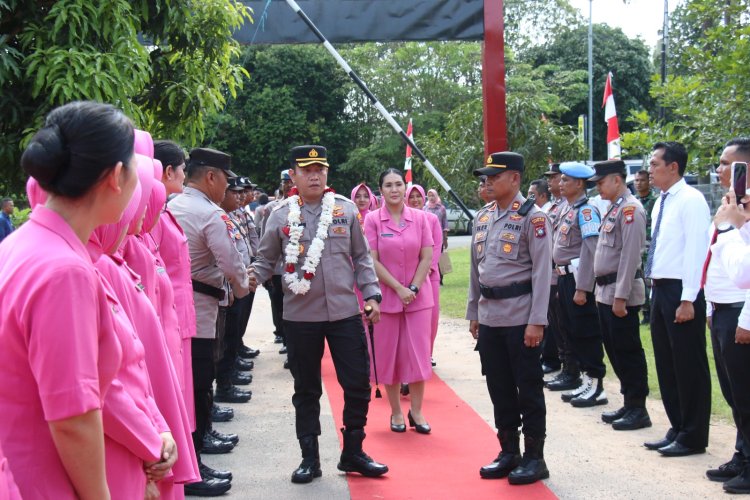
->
xmin=553 ymin=195 xmax=600 ymax=293
xmin=229 ymin=211 xmax=253 ymax=267
xmin=261 ymin=199 xmax=285 ymax=274
xmin=253 ymin=194 xmax=380 ymax=322
xmin=169 ymin=186 xmax=249 ymax=339
xmin=547 ymin=198 xmax=568 ymax=284
xmin=594 ymin=190 xmax=646 ymax=306
xmin=466 ymin=193 xmax=552 ymax=327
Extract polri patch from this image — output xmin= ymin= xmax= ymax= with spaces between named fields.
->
xmin=533 ymin=217 xmax=547 ymax=238
xmin=623 ymin=206 xmax=636 ymax=224
xmin=581 ymin=208 xmax=592 ymax=222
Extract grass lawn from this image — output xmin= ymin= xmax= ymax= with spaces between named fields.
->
xmin=440 ymin=247 xmax=732 ymax=421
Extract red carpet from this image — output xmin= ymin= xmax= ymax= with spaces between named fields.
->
xmin=321 ymin=349 xmax=557 ymax=499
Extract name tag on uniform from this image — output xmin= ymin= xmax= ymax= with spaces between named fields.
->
xmin=381 ymin=233 xmax=394 ymax=237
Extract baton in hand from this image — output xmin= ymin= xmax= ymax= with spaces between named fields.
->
xmin=364 ymin=305 xmax=382 ymax=399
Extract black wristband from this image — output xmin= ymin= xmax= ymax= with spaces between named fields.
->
xmin=409 ymin=284 xmax=419 ymax=294
xmin=365 ymin=293 xmax=382 ymax=303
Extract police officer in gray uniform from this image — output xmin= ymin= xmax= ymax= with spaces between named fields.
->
xmin=253 ymin=145 xmax=388 ymax=484
xmin=169 ymin=147 xmax=253 ymax=495
xmin=591 ymin=160 xmax=652 ymax=430
xmin=237 ymin=177 xmax=261 ymax=361
xmin=468 ymin=152 xmax=552 ymax=485
xmin=553 ymin=162 xmax=608 ymax=408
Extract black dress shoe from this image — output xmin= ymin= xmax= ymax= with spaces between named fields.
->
xmin=274 ymin=335 xmax=283 ymax=344
xmin=390 ymin=416 xmax=406 ymax=433
xmin=214 ymin=385 xmax=252 ymax=403
xmin=202 ymin=435 xmax=235 ymax=454
xmin=612 ymin=408 xmax=652 ymax=431
xmin=657 ymin=441 xmax=705 ymax=457
xmin=724 ymin=465 xmax=750 ymax=493
xmin=208 ymin=428 xmax=239 ymax=445
xmin=232 ymin=371 xmax=252 ymax=386
xmin=601 ymin=407 xmax=627 ymax=424
xmin=283 ymin=358 xmax=290 ymax=369
xmin=239 ymin=345 xmax=260 ymax=359
xmin=408 ymin=410 xmax=431 ymax=434
xmin=545 ymin=373 xmax=581 ymax=391
xmin=644 ymin=437 xmax=673 ymax=450
xmin=480 ymin=452 xmax=521 ymax=479
xmin=279 ymin=345 xmax=288 ymax=354
xmin=235 ymin=358 xmax=254 ymax=371
xmin=211 ymin=404 xmax=234 ymax=422
xmin=200 ymin=462 xmax=233 ymax=481
xmin=184 ymin=476 xmax=232 ymax=497
xmin=707 ymin=455 xmax=744 ymax=482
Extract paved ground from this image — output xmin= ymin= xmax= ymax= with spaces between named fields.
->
xmin=199 ymin=287 xmax=738 ymax=499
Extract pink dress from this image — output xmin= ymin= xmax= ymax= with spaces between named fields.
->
xmin=0 ymin=206 xmax=121 ymax=498
xmin=364 ymin=206 xmax=434 ymax=384
xmin=350 ymin=183 xmax=377 ymax=312
xmin=156 ymin=210 xmax=197 ymax=428
xmin=0 ymin=442 xmax=21 ymax=500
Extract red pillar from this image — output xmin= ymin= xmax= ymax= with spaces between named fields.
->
xmin=482 ymin=0 xmax=508 ymax=154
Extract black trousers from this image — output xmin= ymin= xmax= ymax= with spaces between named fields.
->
xmin=543 ymin=284 xmax=566 ymax=370
xmin=478 ymin=324 xmax=546 ymax=437
xmin=284 ymin=315 xmax=371 ymax=439
xmin=270 ymin=274 xmax=285 ymax=343
xmin=711 ymin=305 xmax=750 ymax=458
xmin=192 ymin=337 xmax=216 ymax=456
xmin=650 ymin=280 xmax=710 ymax=448
xmin=239 ymin=291 xmax=255 ymax=343
xmin=557 ymin=274 xmax=606 ymax=378
xmin=597 ymin=303 xmax=649 ymax=407
xmin=216 ymin=295 xmax=252 ymax=387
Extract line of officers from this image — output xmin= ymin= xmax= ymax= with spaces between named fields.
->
xmin=466 ymin=152 xmax=652 ymax=485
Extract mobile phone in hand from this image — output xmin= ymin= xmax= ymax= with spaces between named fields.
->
xmin=731 ymin=161 xmax=748 ymax=204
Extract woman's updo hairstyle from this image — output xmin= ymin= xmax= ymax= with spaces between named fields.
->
xmin=21 ymin=101 xmax=135 ymax=199
xmin=378 ymin=168 xmax=405 ymax=188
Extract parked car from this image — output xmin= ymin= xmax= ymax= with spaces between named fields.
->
xmin=444 ymin=199 xmax=477 ymax=234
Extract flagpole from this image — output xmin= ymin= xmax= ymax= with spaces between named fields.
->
xmin=284 ymin=0 xmax=474 ymax=221
xmin=404 ymin=119 xmax=413 ymax=188
xmin=587 ymin=0 xmax=594 ymax=162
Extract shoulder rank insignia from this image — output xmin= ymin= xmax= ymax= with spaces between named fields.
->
xmin=478 ymin=214 xmax=490 ymax=223
xmin=511 ymin=201 xmax=521 ymax=211
xmin=332 ymin=205 xmax=344 ymax=217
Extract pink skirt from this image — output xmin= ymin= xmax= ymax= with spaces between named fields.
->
xmin=430 ymin=276 xmax=440 ymax=353
xmin=372 ymin=309 xmax=433 ymax=385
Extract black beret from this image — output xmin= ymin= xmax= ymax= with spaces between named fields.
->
xmin=290 ymin=145 xmax=329 ymax=168
xmin=590 ymin=159 xmax=626 ymax=182
xmin=473 ymin=151 xmax=524 ymax=177
xmin=188 ymin=147 xmax=237 ymax=177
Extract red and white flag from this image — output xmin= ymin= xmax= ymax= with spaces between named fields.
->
xmin=404 ymin=119 xmax=413 ymax=187
xmin=602 ymin=72 xmax=621 ymax=159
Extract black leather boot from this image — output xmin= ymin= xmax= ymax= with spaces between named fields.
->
xmin=291 ymin=435 xmax=322 ymax=484
xmin=508 ymin=436 xmax=550 ymax=485
xmin=337 ymin=428 xmax=389 ymax=477
xmin=480 ymin=430 xmax=521 ymax=479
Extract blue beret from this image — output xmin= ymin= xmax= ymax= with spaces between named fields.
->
xmin=560 ymin=162 xmax=595 ymax=180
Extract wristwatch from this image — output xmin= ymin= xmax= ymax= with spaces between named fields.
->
xmin=408 ymin=284 xmax=419 ymax=294
xmin=717 ymin=222 xmax=735 ymax=234
xmin=365 ymin=294 xmax=382 ymax=303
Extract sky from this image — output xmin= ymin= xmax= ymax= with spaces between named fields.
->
xmin=567 ymin=0 xmax=678 ymax=49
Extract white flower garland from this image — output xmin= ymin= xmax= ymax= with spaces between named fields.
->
xmin=283 ymin=191 xmax=336 ymax=295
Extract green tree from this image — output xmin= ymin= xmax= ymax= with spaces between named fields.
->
xmin=622 ymin=0 xmax=750 ymax=170
xmin=202 ymin=45 xmax=355 ymax=193
xmin=525 ymin=24 xmax=656 ymax=160
xmin=0 ymin=0 xmax=252 ymax=192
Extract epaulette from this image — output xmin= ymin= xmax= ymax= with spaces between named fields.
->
xmin=573 ymin=197 xmax=589 ymax=209
xmin=270 ymin=199 xmax=290 ymax=212
xmin=333 ymin=193 xmax=356 ymax=206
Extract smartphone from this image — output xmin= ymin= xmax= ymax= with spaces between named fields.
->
xmin=731 ymin=161 xmax=748 ymax=202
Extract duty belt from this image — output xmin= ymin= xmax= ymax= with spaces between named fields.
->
xmin=554 ymin=264 xmax=573 ymax=275
xmin=479 ymin=281 xmax=532 ymax=300
xmin=595 ymin=269 xmax=644 ymax=286
xmin=192 ymin=279 xmax=226 ymax=300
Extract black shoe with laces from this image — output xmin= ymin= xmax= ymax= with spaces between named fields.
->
xmin=708 ymin=454 xmax=745 ymax=482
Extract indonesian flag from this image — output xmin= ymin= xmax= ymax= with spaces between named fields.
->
xmin=602 ymin=72 xmax=621 ymax=159
xmin=404 ymin=118 xmax=413 ymax=187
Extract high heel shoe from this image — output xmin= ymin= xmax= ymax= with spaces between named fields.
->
xmin=408 ymin=410 xmax=431 ymax=434
xmin=390 ymin=415 xmax=406 ymax=433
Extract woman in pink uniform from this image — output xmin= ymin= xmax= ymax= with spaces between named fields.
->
xmin=364 ymin=169 xmax=434 ymax=434
xmin=351 ymin=182 xmax=378 ymax=229
xmin=406 ymin=185 xmax=443 ymax=360
xmin=0 ymin=101 xmax=136 ymax=498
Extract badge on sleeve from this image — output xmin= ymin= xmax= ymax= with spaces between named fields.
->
xmin=581 ymin=208 xmax=593 ymax=222
xmin=623 ymin=206 xmax=636 ymax=224
xmin=532 ymin=216 xmax=547 ymax=238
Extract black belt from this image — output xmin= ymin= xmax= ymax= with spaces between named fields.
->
xmin=712 ymin=301 xmax=745 ymax=311
xmin=595 ymin=269 xmax=644 ymax=286
xmin=192 ymin=279 xmax=226 ymax=300
xmin=651 ymin=278 xmax=681 ymax=287
xmin=554 ymin=264 xmax=572 ymax=275
xmin=479 ymin=281 xmax=532 ymax=300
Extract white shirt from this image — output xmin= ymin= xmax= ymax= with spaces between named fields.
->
xmin=649 ymin=178 xmax=710 ymax=302
xmin=540 ymin=201 xmax=553 ymax=213
xmin=712 ymin=226 xmax=750 ymax=329
xmin=704 ymin=223 xmax=746 ymax=316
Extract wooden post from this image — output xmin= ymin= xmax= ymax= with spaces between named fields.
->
xmin=482 ymin=0 xmax=508 ymax=154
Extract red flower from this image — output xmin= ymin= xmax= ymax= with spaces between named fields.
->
xmin=286 ymin=264 xmax=295 ymax=273
xmin=324 ymin=186 xmax=336 ymax=194
xmin=289 ymin=187 xmax=299 ymax=197
xmin=282 ymin=226 xmax=290 ymax=236
xmin=303 ymin=272 xmax=314 ymax=280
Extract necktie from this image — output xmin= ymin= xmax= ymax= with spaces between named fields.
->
xmin=700 ymin=227 xmax=719 ymax=288
xmin=645 ymin=192 xmax=669 ymax=278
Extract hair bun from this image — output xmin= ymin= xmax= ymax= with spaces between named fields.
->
xmin=21 ymin=124 xmax=70 ymax=187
